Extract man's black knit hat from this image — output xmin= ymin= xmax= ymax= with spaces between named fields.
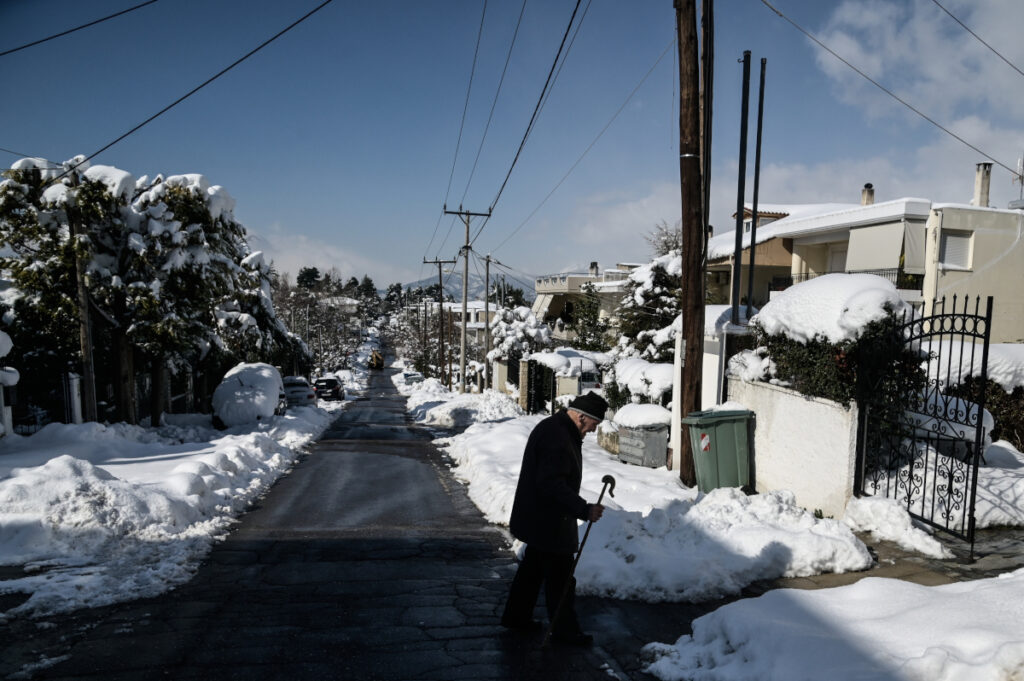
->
xmin=568 ymin=391 xmax=609 ymax=422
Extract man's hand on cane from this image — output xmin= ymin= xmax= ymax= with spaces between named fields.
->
xmin=587 ymin=504 xmax=604 ymax=522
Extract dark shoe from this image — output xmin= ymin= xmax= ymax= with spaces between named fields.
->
xmin=551 ymin=631 xmax=593 ymax=647
xmin=501 ymin=617 xmax=542 ymax=632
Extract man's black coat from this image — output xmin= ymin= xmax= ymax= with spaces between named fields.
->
xmin=509 ymin=410 xmax=590 ymax=554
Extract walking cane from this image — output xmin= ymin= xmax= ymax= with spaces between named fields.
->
xmin=541 ymin=474 xmax=616 ymax=648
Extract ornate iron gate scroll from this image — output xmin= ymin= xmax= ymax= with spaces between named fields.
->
xmin=857 ymin=296 xmax=993 ymax=553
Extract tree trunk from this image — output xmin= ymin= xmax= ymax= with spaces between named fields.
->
xmin=113 ymin=331 xmax=136 ymax=424
xmin=150 ymin=356 xmax=166 ymax=428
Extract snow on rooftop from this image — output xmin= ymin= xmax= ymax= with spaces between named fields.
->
xmin=708 ymin=199 xmax=932 ymax=260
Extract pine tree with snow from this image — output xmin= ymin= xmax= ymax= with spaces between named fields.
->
xmin=612 ymin=250 xmax=681 ymax=363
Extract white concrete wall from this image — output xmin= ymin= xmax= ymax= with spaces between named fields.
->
xmin=556 ymin=375 xmax=580 ymax=398
xmin=727 ymin=376 xmax=859 ymax=518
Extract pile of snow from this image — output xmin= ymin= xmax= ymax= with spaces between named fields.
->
xmin=439 ymin=415 xmax=872 ymax=603
xmin=613 ymin=403 xmax=671 ymax=428
xmin=752 ymin=273 xmax=909 ymax=344
xmin=843 ymin=496 xmax=952 ymax=559
xmin=211 ymin=362 xmax=284 ymax=427
xmin=642 ymin=568 xmax=1024 ymax=681
xmin=393 ymin=374 xmax=524 ymax=429
xmin=0 ymin=404 xmax=341 ymax=618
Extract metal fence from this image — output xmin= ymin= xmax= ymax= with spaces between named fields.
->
xmin=857 ymin=295 xmax=992 ymax=556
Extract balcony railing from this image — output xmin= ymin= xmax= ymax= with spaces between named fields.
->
xmin=768 ymin=268 xmax=925 ymax=292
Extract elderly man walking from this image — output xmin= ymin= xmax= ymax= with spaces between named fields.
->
xmin=499 ymin=392 xmax=609 ymax=647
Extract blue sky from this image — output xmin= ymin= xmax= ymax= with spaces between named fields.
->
xmin=2 ymin=0 xmax=1022 ymax=290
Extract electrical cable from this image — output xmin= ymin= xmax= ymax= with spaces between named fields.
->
xmin=469 ymin=0 xmax=585 ymax=244
xmin=928 ymin=0 xmax=1024 ymax=81
xmin=536 ymin=0 xmax=593 ymax=118
xmin=482 ymin=38 xmax=676 ymax=252
xmin=0 ymin=0 xmax=159 ymax=58
xmin=0 ymin=146 xmax=61 ymax=168
xmin=49 ymin=0 xmax=334 ymax=184
xmin=458 ymin=0 xmax=528 ymax=206
xmin=485 ymin=0 xmax=583 ymax=219
xmin=442 ymin=0 xmax=488 ymax=208
xmin=761 ymin=0 xmax=1019 ymax=178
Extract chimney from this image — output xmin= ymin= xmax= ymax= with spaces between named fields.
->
xmin=861 ymin=183 xmax=874 ymax=206
xmin=589 ymin=261 xmax=599 ymax=276
xmin=973 ymin=162 xmax=992 ymax=207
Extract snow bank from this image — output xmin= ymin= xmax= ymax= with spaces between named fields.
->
xmin=0 ymin=404 xmax=338 ymax=618
xmin=642 ymin=568 xmax=1024 ymax=681
xmin=439 ymin=415 xmax=872 ymax=604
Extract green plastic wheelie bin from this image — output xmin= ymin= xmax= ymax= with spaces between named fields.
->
xmin=681 ymin=409 xmax=754 ymax=493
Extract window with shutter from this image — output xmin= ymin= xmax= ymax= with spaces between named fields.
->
xmin=939 ymin=230 xmax=972 ymax=269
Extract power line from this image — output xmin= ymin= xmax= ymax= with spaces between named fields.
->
xmin=50 ymin=0 xmax=334 ymax=184
xmin=483 ymin=38 xmax=676 ymax=253
xmin=536 ymin=0 xmax=594 ymax=119
xmin=928 ymin=0 xmax=1024 ymax=81
xmin=484 ymin=0 xmax=584 ymax=220
xmin=458 ymin=0 xmax=528 ymax=206
xmin=442 ymin=0 xmax=488 ymax=208
xmin=0 ymin=147 xmax=61 ymax=168
xmin=0 ymin=0 xmax=159 ymax=58
xmin=761 ymin=0 xmax=1019 ymax=179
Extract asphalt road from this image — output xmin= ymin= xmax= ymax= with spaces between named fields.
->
xmin=1 ymin=366 xmax=709 ymax=681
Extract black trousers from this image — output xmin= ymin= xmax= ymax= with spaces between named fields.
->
xmin=501 ymin=544 xmax=582 ymax=635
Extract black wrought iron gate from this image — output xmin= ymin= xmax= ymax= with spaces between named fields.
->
xmin=857 ymin=295 xmax=993 ymax=555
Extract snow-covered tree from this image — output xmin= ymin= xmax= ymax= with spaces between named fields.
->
xmin=612 ymin=250 xmax=681 ymax=363
xmin=0 ymin=156 xmax=303 ymax=424
xmin=487 ymin=306 xmax=552 ymax=367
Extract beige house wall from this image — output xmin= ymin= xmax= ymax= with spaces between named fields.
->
xmin=923 ymin=207 xmax=1024 ymax=343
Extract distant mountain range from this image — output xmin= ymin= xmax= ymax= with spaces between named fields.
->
xmin=404 ymin=270 xmax=536 ymax=303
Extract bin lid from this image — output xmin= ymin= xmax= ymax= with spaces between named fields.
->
xmin=681 ymin=409 xmax=753 ymax=425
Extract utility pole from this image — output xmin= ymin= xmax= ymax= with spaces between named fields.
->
xmin=484 ymin=255 xmax=491 ymax=390
xmin=67 ymin=175 xmax=98 ymax=422
xmin=676 ymin=0 xmax=709 ymax=487
xmin=423 ymin=257 xmax=455 ymax=381
xmin=444 ymin=205 xmax=491 ymax=392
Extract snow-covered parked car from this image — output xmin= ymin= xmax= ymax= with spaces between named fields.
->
xmin=283 ymin=376 xmax=317 ymax=408
xmin=212 ymin=363 xmax=287 ymax=428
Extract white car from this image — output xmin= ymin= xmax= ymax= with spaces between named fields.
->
xmin=283 ymin=376 xmax=317 ymax=408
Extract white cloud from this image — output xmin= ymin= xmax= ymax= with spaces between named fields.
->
xmin=817 ymin=0 xmax=1024 ymax=126
xmin=246 ymin=227 xmax=419 ymax=285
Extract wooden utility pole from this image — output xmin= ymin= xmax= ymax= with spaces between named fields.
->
xmin=423 ymin=257 xmax=455 ymax=381
xmin=443 ymin=206 xmax=491 ymax=392
xmin=676 ymin=0 xmax=709 ymax=487
xmin=67 ymin=177 xmax=98 ymax=422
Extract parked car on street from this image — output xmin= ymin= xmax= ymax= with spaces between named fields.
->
xmin=212 ymin=363 xmax=287 ymax=428
xmin=283 ymin=376 xmax=317 ymax=408
xmin=402 ymin=370 xmax=424 ymax=384
xmin=314 ymin=376 xmax=344 ymax=401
